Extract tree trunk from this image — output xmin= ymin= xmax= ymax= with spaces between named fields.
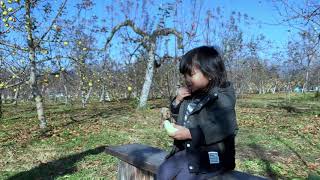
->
xmin=13 ymin=86 xmax=19 ymax=106
xmin=138 ymin=43 xmax=155 ymax=109
xmin=271 ymin=86 xmax=276 ymax=94
xmin=63 ymin=84 xmax=69 ymax=104
xmin=26 ymin=0 xmax=47 ymax=129
xmin=100 ymin=84 xmax=105 ymax=102
xmin=84 ymin=86 xmax=93 ymax=105
xmin=100 ymin=84 xmax=111 ymax=102
xmin=165 ymin=72 xmax=172 ymax=100
xmin=0 ymin=89 xmax=2 ymax=119
xmin=1 ymin=93 xmax=4 ymax=104
xmin=81 ymin=84 xmax=86 ymax=108
xmin=302 ymin=70 xmax=309 ymax=93
xmin=78 ymin=62 xmax=87 ymax=108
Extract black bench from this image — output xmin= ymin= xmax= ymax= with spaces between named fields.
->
xmin=105 ymin=143 xmax=269 ymax=180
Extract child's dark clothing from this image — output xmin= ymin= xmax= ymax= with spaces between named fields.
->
xmin=157 ymin=150 xmax=222 ymax=180
xmin=157 ymin=82 xmax=238 ymax=179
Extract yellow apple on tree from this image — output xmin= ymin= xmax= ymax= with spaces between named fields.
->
xmin=2 ymin=10 xmax=8 ymax=15
xmin=41 ymin=50 xmax=48 ymax=54
xmin=0 ymin=2 xmax=5 ymax=9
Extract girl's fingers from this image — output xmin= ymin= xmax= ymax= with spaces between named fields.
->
xmin=173 ymin=124 xmax=183 ymax=130
xmin=177 ymin=87 xmax=191 ymax=99
xmin=182 ymin=91 xmax=191 ymax=95
xmin=182 ymin=93 xmax=191 ymax=97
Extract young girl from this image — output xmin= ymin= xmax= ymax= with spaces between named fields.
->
xmin=157 ymin=46 xmax=238 ymax=180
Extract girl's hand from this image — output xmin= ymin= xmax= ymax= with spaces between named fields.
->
xmin=169 ymin=124 xmax=192 ymax=140
xmin=175 ymin=87 xmax=191 ymax=104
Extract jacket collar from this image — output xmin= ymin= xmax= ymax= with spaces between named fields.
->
xmin=189 ymin=82 xmax=234 ymax=114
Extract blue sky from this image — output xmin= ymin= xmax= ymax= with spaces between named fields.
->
xmin=216 ymin=0 xmax=297 ymax=48
xmin=88 ymin=0 xmax=298 ymax=60
xmin=15 ymin=0 xmax=301 ymax=65
xmin=63 ymin=1 xmax=295 ymax=46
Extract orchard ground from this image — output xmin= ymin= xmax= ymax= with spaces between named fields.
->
xmin=0 ymin=93 xmax=319 ymax=179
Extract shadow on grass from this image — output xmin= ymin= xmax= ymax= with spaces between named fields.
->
xmin=275 ymin=137 xmax=309 ymax=168
xmin=64 ymin=106 xmax=133 ymax=128
xmin=248 ymin=143 xmax=285 ymax=179
xmin=7 ymin=146 xmax=105 ymax=180
xmin=1 ymin=103 xmax=135 ymax=149
xmin=35 ymin=105 xmax=135 ymax=139
xmin=294 ymin=130 xmax=320 ymax=151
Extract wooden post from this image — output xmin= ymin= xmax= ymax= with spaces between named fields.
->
xmin=118 ymin=160 xmax=154 ymax=180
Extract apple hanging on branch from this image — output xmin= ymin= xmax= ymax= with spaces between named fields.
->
xmin=2 ymin=10 xmax=8 ymax=16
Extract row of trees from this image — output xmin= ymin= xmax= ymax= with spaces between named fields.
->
xmin=0 ymin=0 xmax=319 ymax=129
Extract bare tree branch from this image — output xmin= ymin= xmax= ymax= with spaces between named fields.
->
xmin=152 ymin=28 xmax=183 ymax=49
xmin=39 ymin=0 xmax=68 ymax=43
xmin=0 ymin=40 xmax=28 ymax=51
xmin=104 ymin=19 xmax=147 ymax=50
xmin=0 ymin=80 xmax=25 ymax=90
xmin=36 ymin=55 xmax=70 ymax=64
xmin=279 ymin=0 xmax=320 ymax=27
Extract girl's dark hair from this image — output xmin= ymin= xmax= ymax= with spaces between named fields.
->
xmin=180 ymin=46 xmax=228 ymax=88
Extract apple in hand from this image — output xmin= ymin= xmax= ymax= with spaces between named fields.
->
xmin=163 ymin=120 xmax=178 ymax=136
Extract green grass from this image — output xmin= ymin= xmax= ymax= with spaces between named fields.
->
xmin=0 ymin=94 xmax=319 ymax=179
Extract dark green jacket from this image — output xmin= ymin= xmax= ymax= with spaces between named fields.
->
xmin=168 ymin=82 xmax=238 ymax=173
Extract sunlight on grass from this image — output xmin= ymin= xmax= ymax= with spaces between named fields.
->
xmin=1 ymin=93 xmax=319 ymax=179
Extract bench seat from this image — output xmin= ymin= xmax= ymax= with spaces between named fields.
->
xmin=105 ymin=143 xmax=269 ymax=180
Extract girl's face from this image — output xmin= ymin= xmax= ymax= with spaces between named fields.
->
xmin=184 ymin=66 xmax=210 ymax=94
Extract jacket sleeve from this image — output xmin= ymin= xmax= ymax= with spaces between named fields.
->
xmin=200 ymin=96 xmax=238 ymax=145
xmin=170 ymin=97 xmax=181 ymax=121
